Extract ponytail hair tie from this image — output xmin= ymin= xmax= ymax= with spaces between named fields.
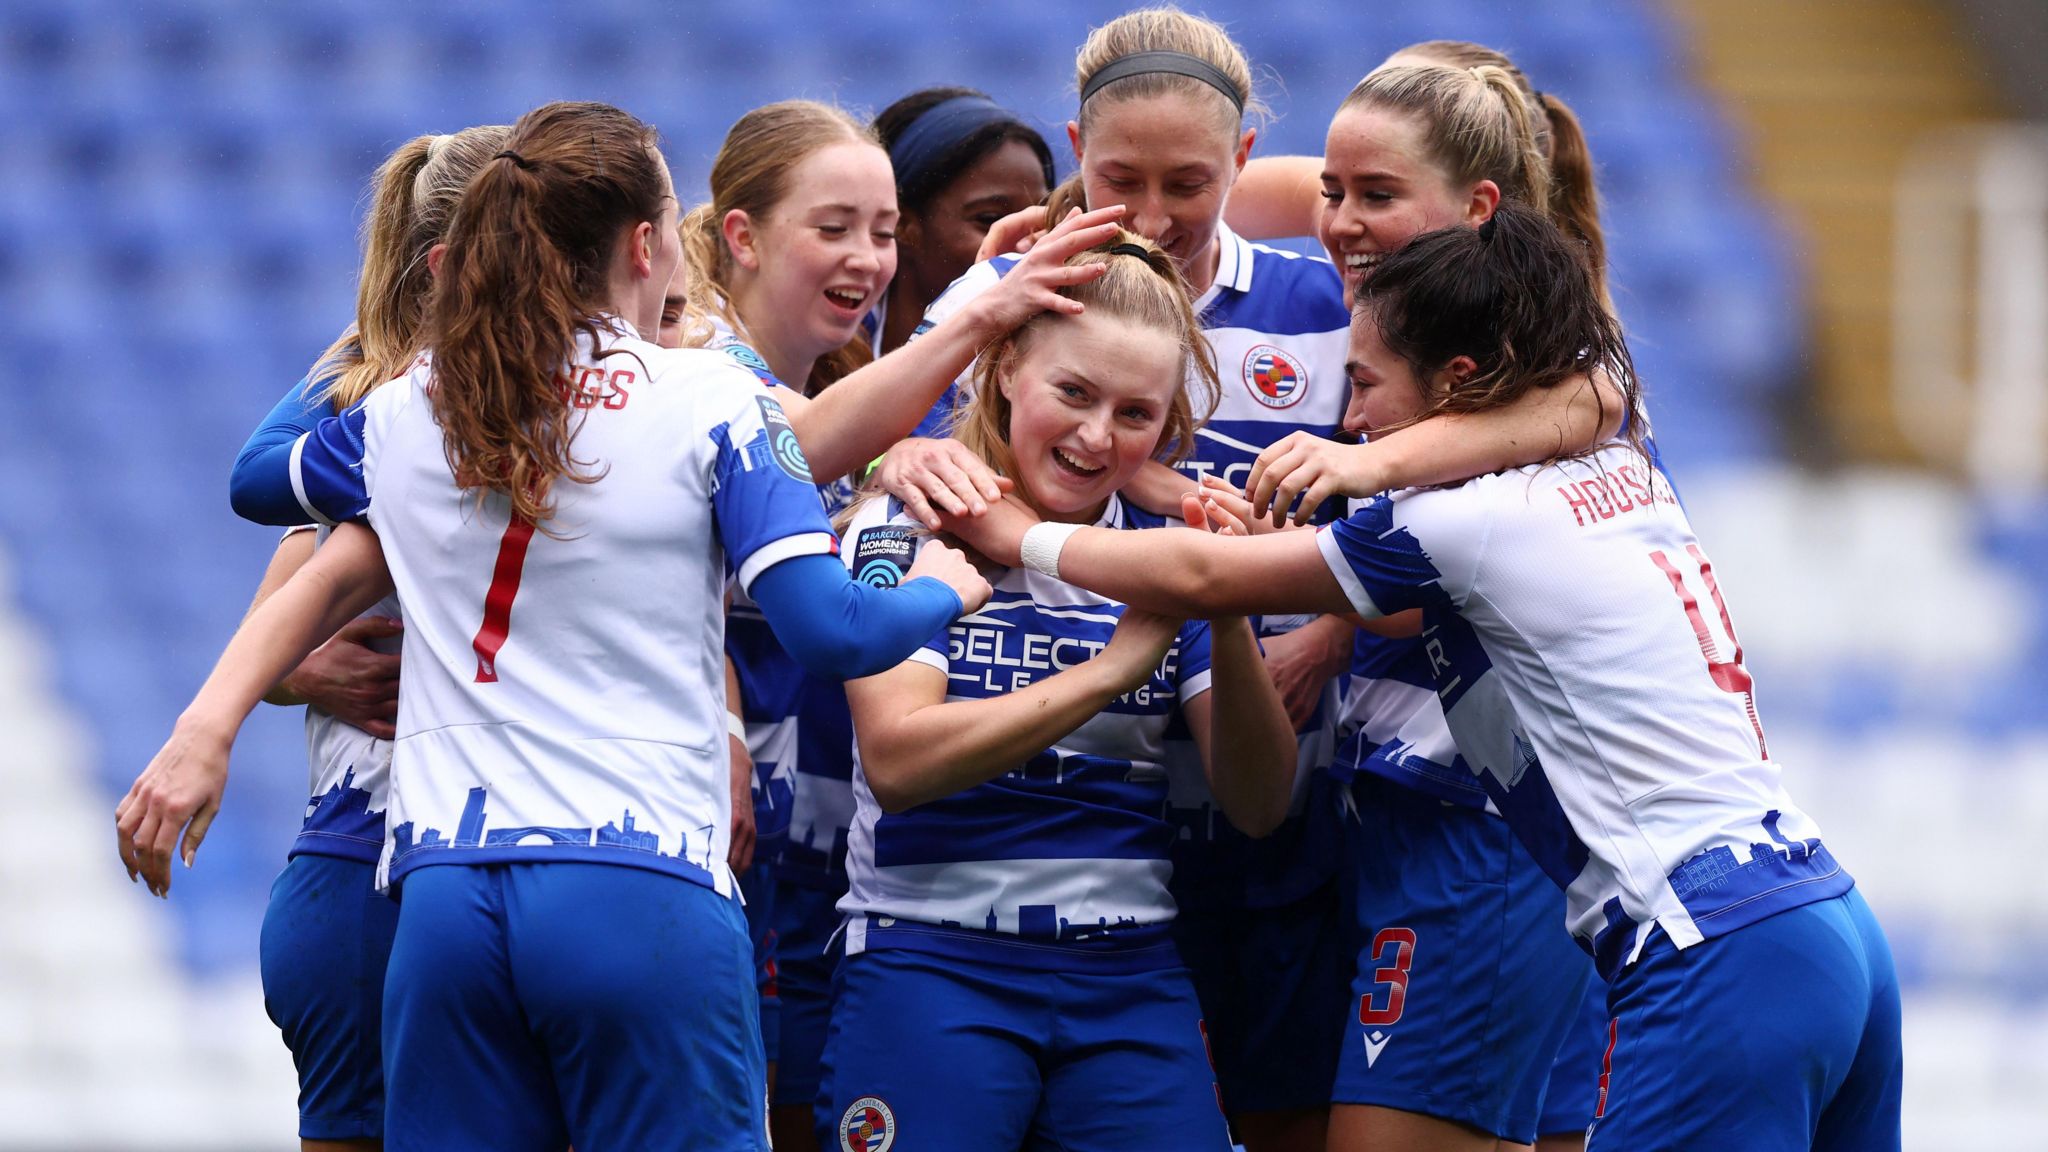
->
xmin=494 ymin=150 xmax=536 ymax=171
xmin=1107 ymin=242 xmax=1153 ymax=260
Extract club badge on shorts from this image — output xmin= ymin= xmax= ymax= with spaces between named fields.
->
xmin=1243 ymin=344 xmax=1308 ymax=409
xmin=838 ymin=1096 xmax=897 ymax=1152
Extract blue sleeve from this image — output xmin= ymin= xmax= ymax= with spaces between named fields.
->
xmin=711 ymin=393 xmax=846 ymax=590
xmin=1317 ymin=496 xmax=1452 ymax=618
xmin=1177 ymin=619 xmax=1214 ymax=687
xmin=748 ymin=553 xmax=965 ymax=681
xmin=229 ymin=376 xmax=328 ymax=524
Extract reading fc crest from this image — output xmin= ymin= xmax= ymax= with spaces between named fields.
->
xmin=1243 ymin=344 xmax=1308 ymax=409
xmin=838 ymin=1096 xmax=897 ymax=1152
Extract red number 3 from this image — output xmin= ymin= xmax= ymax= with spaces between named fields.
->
xmin=1650 ymin=545 xmax=1768 ymax=758
xmin=1358 ymin=927 xmax=1416 ymax=1027
xmin=473 ymin=516 xmax=537 ymax=683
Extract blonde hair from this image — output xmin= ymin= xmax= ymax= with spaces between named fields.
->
xmin=678 ymin=100 xmax=880 ymax=394
xmin=1343 ymin=63 xmax=1551 ymax=225
xmin=1074 ymin=7 xmax=1263 ymax=133
xmin=1382 ymin=41 xmax=1607 ymax=303
xmin=952 ymin=229 xmax=1218 ymax=486
xmin=307 ymin=125 xmax=509 ymax=411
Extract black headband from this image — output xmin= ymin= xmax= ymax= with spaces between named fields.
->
xmin=1080 ymin=51 xmax=1244 ymax=114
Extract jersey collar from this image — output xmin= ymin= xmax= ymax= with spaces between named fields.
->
xmin=1194 ymin=221 xmax=1257 ymax=314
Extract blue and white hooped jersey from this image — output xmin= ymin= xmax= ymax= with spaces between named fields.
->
xmin=837 ymin=495 xmax=1214 ymax=973
xmin=292 ymin=524 xmax=403 ymax=863
xmin=917 ymin=223 xmax=1352 ymax=907
xmin=1315 ymin=443 xmax=1851 ymax=979
xmin=278 ymin=319 xmax=840 ymax=896
xmin=1331 ymin=629 xmax=1491 ymax=813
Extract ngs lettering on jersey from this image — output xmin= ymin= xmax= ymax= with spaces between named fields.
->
xmin=555 ymin=365 xmax=633 ymax=410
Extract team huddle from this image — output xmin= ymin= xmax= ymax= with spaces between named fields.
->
xmin=112 ymin=8 xmax=1903 ymax=1152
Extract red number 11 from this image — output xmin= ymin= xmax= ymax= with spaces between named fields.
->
xmin=1649 ymin=545 xmax=1768 ymax=758
xmin=473 ymin=516 xmax=537 ymax=683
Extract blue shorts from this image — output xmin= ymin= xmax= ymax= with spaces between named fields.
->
xmin=771 ymin=878 xmax=843 ymax=1113
xmin=738 ymin=859 xmax=781 ymax=1065
xmin=1334 ymin=773 xmax=1592 ymax=1143
xmin=383 ymin=862 xmax=767 ymax=1152
xmin=1172 ymin=881 xmax=1349 ymax=1114
xmin=1538 ymin=974 xmax=1610 ymax=1138
xmin=1589 ymin=887 xmax=1901 ymax=1152
xmin=824 ymin=948 xmax=1232 ymax=1151
xmin=259 ymin=854 xmax=399 ymax=1141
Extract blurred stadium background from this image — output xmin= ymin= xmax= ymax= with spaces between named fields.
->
xmin=1 ymin=0 xmax=2043 ymax=1146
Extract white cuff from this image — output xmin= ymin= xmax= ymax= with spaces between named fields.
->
xmin=727 ymin=711 xmax=747 ymax=742
xmin=1019 ymin=522 xmax=1085 ymax=580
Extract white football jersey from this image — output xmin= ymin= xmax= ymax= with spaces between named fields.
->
xmin=294 ymin=523 xmax=401 ymax=864
xmin=1316 ymin=443 xmax=1850 ymax=978
xmin=284 ymin=321 xmax=841 ymax=896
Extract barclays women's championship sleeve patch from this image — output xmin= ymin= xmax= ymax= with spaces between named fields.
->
xmin=851 ymin=525 xmax=916 ymax=587
xmin=755 ymin=394 xmax=813 ymax=483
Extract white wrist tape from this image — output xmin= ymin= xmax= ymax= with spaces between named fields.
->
xmin=1019 ymin=522 xmax=1086 ymax=580
xmin=727 ymin=711 xmax=747 ymax=742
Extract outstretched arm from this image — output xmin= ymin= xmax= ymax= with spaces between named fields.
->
xmin=747 ymin=545 xmax=989 ymax=683
xmin=1223 ymin=155 xmax=1324 ymax=242
xmin=778 ymin=206 xmax=1126 ymax=480
xmin=1249 ymin=372 xmax=1623 ymax=526
xmin=117 ymin=522 xmax=394 ymax=895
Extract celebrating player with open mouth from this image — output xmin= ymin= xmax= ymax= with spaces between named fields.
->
xmin=943 ymin=202 xmax=1903 ymax=1152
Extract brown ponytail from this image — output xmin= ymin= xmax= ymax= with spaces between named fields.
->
xmin=428 ymin=101 xmax=668 ymax=527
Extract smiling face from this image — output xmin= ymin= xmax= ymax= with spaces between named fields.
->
xmin=729 ymin=139 xmax=898 ymax=377
xmin=1341 ymin=308 xmax=1430 ymax=440
xmin=1070 ymin=92 xmax=1251 ymax=295
xmin=900 ymin=138 xmax=1049 ymax=301
xmin=999 ymin=310 xmax=1183 ymax=522
xmin=1317 ymin=103 xmax=1496 ymax=298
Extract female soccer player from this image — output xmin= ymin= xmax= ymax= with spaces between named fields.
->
xmin=670 ymin=99 xmax=1113 ymax=1149
xmin=920 ymin=14 xmax=1620 ymax=1149
xmin=225 ymin=123 xmax=504 ymax=1152
xmin=944 ymin=202 xmax=1903 ymax=1152
xmin=116 ymin=101 xmax=993 ymax=1151
xmin=871 ymin=87 xmax=1054 ymax=357
xmin=826 ymin=231 xmax=1296 ymax=1151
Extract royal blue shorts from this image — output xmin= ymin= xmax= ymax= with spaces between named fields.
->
xmin=738 ymin=859 xmax=781 ymax=1065
xmin=770 ymin=878 xmax=843 ymax=1114
xmin=1538 ymin=974 xmax=1610 ymax=1139
xmin=823 ymin=947 xmax=1232 ymax=1150
xmin=259 ymin=853 xmax=399 ymax=1142
xmin=382 ymin=862 xmax=767 ymax=1152
xmin=1589 ymin=887 xmax=1901 ymax=1152
xmin=1334 ymin=773 xmax=1592 ymax=1143
xmin=1171 ymin=881 xmax=1349 ymax=1115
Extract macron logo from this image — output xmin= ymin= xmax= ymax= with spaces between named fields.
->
xmin=1362 ymin=1030 xmax=1392 ymax=1068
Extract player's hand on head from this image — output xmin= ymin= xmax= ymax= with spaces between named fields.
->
xmin=281 ymin=615 xmax=403 ymax=740
xmin=1247 ymin=433 xmax=1387 ymax=529
xmin=115 ymin=720 xmax=232 ymax=897
xmin=906 ymin=540 xmax=993 ymax=614
xmin=976 ymin=205 xmax=1050 ymax=263
xmin=872 ymin=438 xmax=1007 ymax=532
xmin=963 ymin=205 xmax=1127 ymax=340
xmin=1103 ymin=608 xmax=1182 ymax=687
xmin=936 ymin=492 xmax=1039 ymax=569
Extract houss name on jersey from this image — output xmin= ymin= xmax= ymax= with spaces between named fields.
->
xmin=948 ymin=623 xmax=1180 ymax=704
